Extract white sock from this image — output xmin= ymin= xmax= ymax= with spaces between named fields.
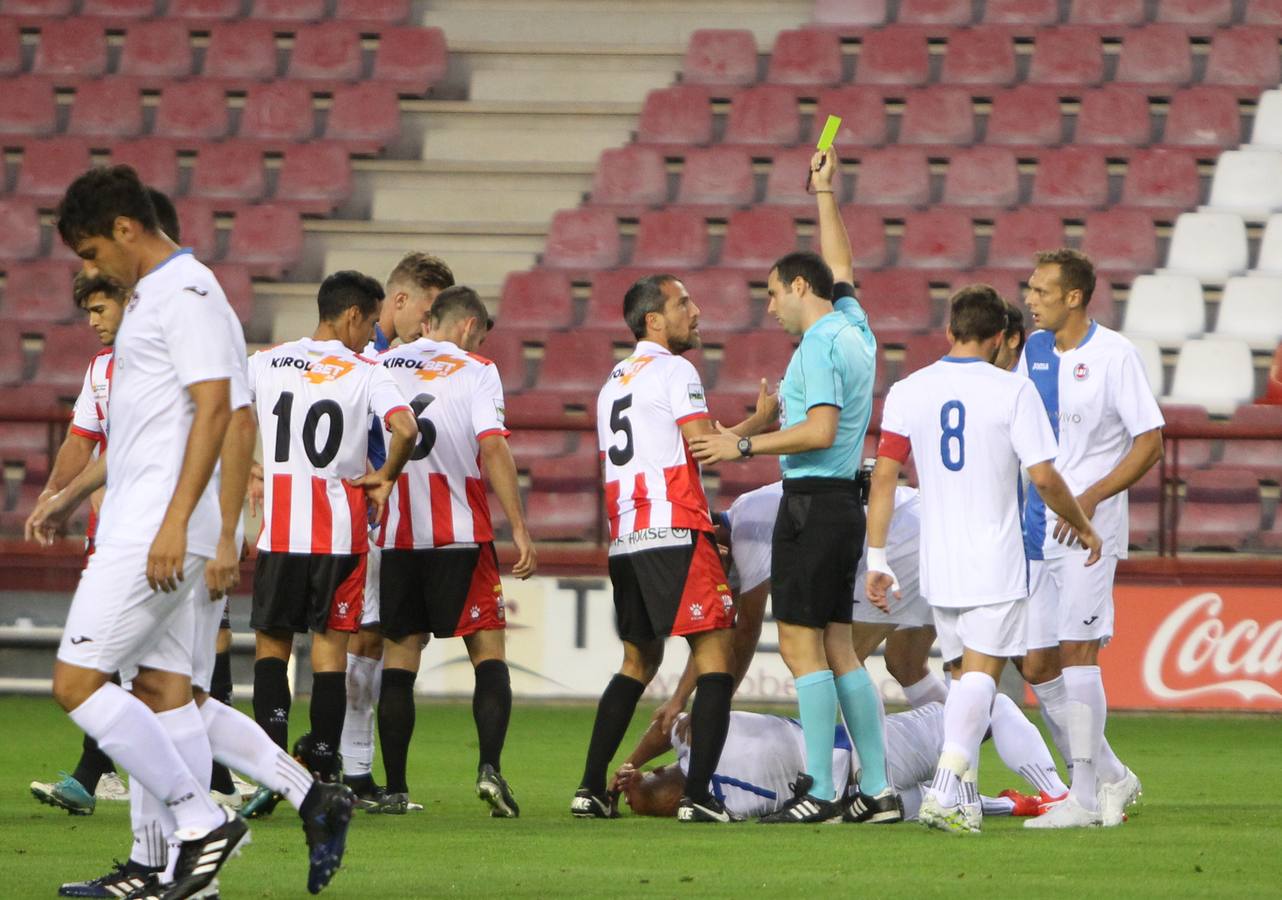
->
xmin=933 ymin=671 xmax=997 ymax=806
xmin=1062 ymin=665 xmax=1107 ymax=811
xmin=1030 ymin=675 xmax=1073 ymax=777
xmin=980 ymin=794 xmax=1015 ymax=816
xmin=156 ymin=701 xmax=213 ymax=793
xmin=902 ymin=672 xmax=949 ymax=708
xmin=200 ymin=698 xmax=314 ymax=811
xmin=68 ymin=683 xmax=224 ymax=838
xmin=340 ymin=653 xmax=381 ymax=778
xmin=960 ymin=767 xmax=980 ymax=807
xmin=129 ymin=782 xmax=171 ymax=869
xmin=989 ymin=692 xmax=1068 ymax=797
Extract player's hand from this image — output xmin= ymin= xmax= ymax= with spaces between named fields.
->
xmin=351 ymin=470 xmax=395 ymax=523
xmin=611 ymin=762 xmax=639 ymax=794
xmin=26 ymin=488 xmax=75 ymax=546
xmin=1053 ymin=493 xmax=1098 ymax=547
xmin=864 ymin=547 xmax=900 ymax=613
xmin=810 ymin=149 xmax=840 ymax=192
xmin=147 ymin=517 xmax=188 ymax=593
xmin=650 ymin=696 xmax=685 ymax=737
xmin=247 ymin=462 xmax=265 ymax=519
xmin=688 ymin=422 xmax=742 ymax=465
xmin=1078 ymin=526 xmax=1103 ymax=567
xmin=753 ymin=378 xmax=780 ymax=425
xmin=511 ymin=525 xmax=537 ymax=580
xmin=206 ymin=533 xmax=240 ymax=601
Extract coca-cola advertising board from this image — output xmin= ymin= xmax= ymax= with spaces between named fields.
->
xmin=1100 ymin=586 xmax=1282 ymax=711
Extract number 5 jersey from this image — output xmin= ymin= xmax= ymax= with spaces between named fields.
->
xmin=248 ymin=337 xmax=410 ymax=555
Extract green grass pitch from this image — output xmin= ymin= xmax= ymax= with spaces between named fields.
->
xmin=1 ymin=696 xmax=1279 ymax=898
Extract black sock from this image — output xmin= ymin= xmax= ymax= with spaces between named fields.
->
xmin=378 ymin=668 xmax=417 ymax=794
xmin=71 ymin=734 xmax=115 ymax=794
xmin=579 ymin=674 xmax=645 ymax=798
xmin=473 ymin=659 xmax=512 ymax=772
xmin=253 ymin=657 xmax=291 ymax=751
xmin=309 ymin=671 xmax=347 ymax=780
xmin=210 ymin=761 xmax=235 ymax=795
xmin=684 ymin=672 xmax=734 ymax=804
xmin=210 ymin=650 xmax=233 ymax=705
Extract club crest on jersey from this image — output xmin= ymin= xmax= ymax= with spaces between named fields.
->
xmin=493 ymin=399 xmax=506 ymax=423
xmin=687 ymin=383 xmax=707 ymax=408
xmin=303 ymin=355 xmax=356 ymax=384
xmin=1074 ymin=363 xmax=1089 ymax=381
xmin=416 ymin=355 xmax=467 ymax=381
xmin=616 ymin=355 xmax=654 ymax=385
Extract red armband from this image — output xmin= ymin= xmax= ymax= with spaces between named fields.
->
xmin=877 ymin=430 xmax=911 ymax=463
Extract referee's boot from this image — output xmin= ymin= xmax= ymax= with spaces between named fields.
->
xmin=843 ymin=786 xmax=905 ymax=824
xmin=569 ymin=788 xmax=618 ymax=819
xmin=477 ymin=765 xmax=520 ymax=818
xmin=677 ymin=794 xmax=742 ymax=823
xmin=758 ymin=774 xmax=843 ymax=824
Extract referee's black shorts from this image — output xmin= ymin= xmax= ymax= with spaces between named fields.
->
xmin=770 ymin=477 xmax=865 ymax=628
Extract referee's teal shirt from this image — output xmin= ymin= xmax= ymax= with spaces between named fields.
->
xmin=779 ymin=282 xmax=877 ymax=480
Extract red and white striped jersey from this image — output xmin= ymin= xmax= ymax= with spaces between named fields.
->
xmin=596 ymin=340 xmax=714 ymax=541
xmin=71 ymin=348 xmax=113 ymax=444
xmin=248 ymin=337 xmax=410 ymax=555
xmin=375 ymin=338 xmax=509 ymax=549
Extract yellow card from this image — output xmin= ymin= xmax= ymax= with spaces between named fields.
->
xmin=816 ymin=114 xmax=842 ymax=151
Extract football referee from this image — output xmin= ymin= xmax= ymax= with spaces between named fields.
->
xmin=691 ymin=150 xmax=898 ymax=824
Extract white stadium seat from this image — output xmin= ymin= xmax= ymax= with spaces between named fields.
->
xmin=1162 ymin=211 xmax=1249 ymax=282
xmin=1128 ymin=335 xmax=1165 ymax=395
xmin=1252 ymin=213 xmax=1282 ymax=275
xmin=1165 ymin=338 xmax=1256 ymax=415
xmin=1248 ymin=88 xmax=1282 ymax=149
xmin=1122 ymin=273 xmax=1205 ymax=346
xmin=1205 ymin=149 xmax=1282 ymax=219
xmin=1214 ymin=276 xmax=1282 ymax=350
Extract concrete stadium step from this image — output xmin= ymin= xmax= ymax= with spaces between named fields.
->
xmin=453 ymin=42 xmax=685 ymax=104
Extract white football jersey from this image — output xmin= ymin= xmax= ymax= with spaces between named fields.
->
xmin=71 ymin=348 xmax=113 ymax=443
xmin=1018 ymin=323 xmax=1165 ymax=560
xmin=95 ymin=250 xmax=245 ymax=558
xmin=880 ymin=357 xmax=1058 ymax=608
xmin=375 ymin=338 xmax=508 ymax=549
xmin=596 ymin=340 xmax=713 ymax=542
xmin=249 ymin=337 xmax=409 ymax=555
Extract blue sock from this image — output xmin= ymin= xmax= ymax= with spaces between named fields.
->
xmin=835 ymin=668 xmax=889 ymax=795
xmin=795 ymin=669 xmax=838 ymax=800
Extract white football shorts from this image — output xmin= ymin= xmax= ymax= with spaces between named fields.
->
xmin=1025 ymin=551 xmax=1117 ymax=650
xmin=932 ymin=598 xmax=1028 ymax=663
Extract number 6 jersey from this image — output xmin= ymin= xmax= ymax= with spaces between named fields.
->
xmin=596 ymin=340 xmax=714 ymax=542
xmin=877 ymin=357 xmax=1057 ymax=608
xmin=248 ymin=337 xmax=410 ymax=555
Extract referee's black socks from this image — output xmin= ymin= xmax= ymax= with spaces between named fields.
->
xmin=253 ymin=657 xmax=291 ymax=751
xmin=580 ymin=673 xmax=646 ymax=798
xmin=685 ymin=672 xmax=734 ymax=805
xmin=473 ymin=659 xmax=511 ymax=773
xmin=379 ymin=667 xmax=417 ymax=795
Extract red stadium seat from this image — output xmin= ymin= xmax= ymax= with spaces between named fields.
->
xmin=109 ymin=141 xmax=179 ymax=197
xmin=715 ymin=331 xmax=796 ymax=391
xmin=811 ymin=87 xmax=888 ymax=147
xmin=173 ymin=198 xmax=219 ymax=259
xmin=899 ymin=0 xmax=973 ymax=24
xmin=716 ymin=455 xmax=784 ymax=499
xmin=528 ymin=444 xmax=601 ymax=492
xmin=843 ymin=208 xmax=890 ymax=269
xmin=1075 ymin=86 xmax=1152 ymax=145
xmin=203 ymin=21 xmax=278 ymax=84
xmin=582 ymin=269 xmax=647 ymax=329
xmin=542 ymin=208 xmax=620 ymax=270
xmin=276 ymin=143 xmax=353 ymax=213
xmin=67 ymin=80 xmax=144 ymax=139
xmin=681 ymin=269 xmax=756 ymax=332
xmin=1177 ymin=467 xmax=1261 ymax=551
xmin=1246 ymin=0 xmax=1282 ymax=23
xmin=767 ymin=29 xmax=842 ymax=86
xmin=1031 ymin=147 xmax=1109 ymax=211
xmin=536 ymin=331 xmax=620 ymax=392
xmin=474 ymin=331 xmax=529 ymax=394
xmin=371 ymin=27 xmax=449 ymax=95
xmin=1068 ymin=0 xmax=1145 ymax=25
xmin=0 ymin=76 xmax=57 ymax=138
xmin=812 ymin=0 xmax=888 ymax=26
xmin=0 ymin=20 xmax=21 ymax=77
xmin=1266 ymin=344 xmax=1282 ymax=404
xmin=637 ymin=86 xmax=713 ymax=148
xmin=988 ymin=209 xmax=1064 ymax=268
xmin=899 ymin=210 xmax=976 ymax=269
xmin=897 ymin=332 xmax=952 ymax=374
xmin=251 ymin=0 xmax=325 ymax=21
xmin=209 ymin=263 xmax=253 ymax=323
xmin=3 ymin=0 xmax=73 ymax=14
xmin=1028 ymin=27 xmax=1103 ymax=86
xmin=32 ymin=325 xmax=104 ymax=387
xmin=288 ymin=23 xmax=363 ymax=83
xmin=721 ymin=208 xmax=797 ymax=269
xmin=941 ymin=30 xmax=1017 ymax=87
xmin=854 ymin=147 xmax=931 ymax=208
xmin=677 ymin=147 xmax=755 ymax=211
xmin=683 ymin=29 xmax=758 ymax=88
xmin=191 ymin=144 xmax=267 ymax=203
xmin=1121 ymin=149 xmax=1200 ymax=210
xmin=81 ymin=0 xmax=155 ymax=16
xmin=1156 ymin=0 xmax=1233 ymax=26
xmin=764 ymin=145 xmax=828 ymax=209
xmin=240 ymin=82 xmax=316 ymax=144
xmin=0 ymin=261 xmax=76 ymax=322
xmin=1206 ymin=27 xmax=1282 ymax=86
xmin=1222 ymin=405 xmax=1282 ymax=481
xmin=154 ymin=82 xmax=230 ymax=142
xmin=856 ymin=270 xmax=934 ymax=331
xmin=959 ymin=268 xmax=1025 ymax=306
xmin=0 ymin=329 xmax=24 ymax=386
xmin=335 ymin=0 xmax=411 ymax=24
xmin=119 ymin=21 xmax=194 ymax=82
xmin=983 ymin=0 xmax=1059 ymax=25
xmin=942 ymin=146 xmax=1019 ymax=209
xmin=1115 ymin=25 xmax=1193 ymax=87
xmin=986 ymin=86 xmax=1063 ymax=146
xmin=856 ymin=28 xmax=930 ymax=86
xmin=525 ymin=490 xmax=598 ymax=542
xmin=1158 ymin=404 xmax=1215 ymax=470
xmin=498 ymin=270 xmax=575 ymax=331
xmin=325 ymin=83 xmax=401 ymax=153
xmin=1081 ymin=209 xmax=1159 ymax=274
xmin=15 ymin=138 xmax=92 ymax=203
xmin=898 ymin=87 xmax=975 ymax=146
xmin=227 ymin=206 xmax=303 ymax=279
xmin=1164 ymin=87 xmax=1241 ymax=148
xmin=0 ymin=200 xmax=43 ymax=261
xmin=169 ymin=0 xmax=241 ymax=22
xmin=33 ymin=19 xmax=107 ymax=80
xmin=590 ymin=146 xmax=668 ymax=212
xmin=631 ymin=210 xmax=709 ymax=269
xmin=723 ymin=85 xmax=801 ymax=147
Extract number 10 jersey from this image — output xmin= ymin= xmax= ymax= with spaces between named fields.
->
xmin=596 ymin=340 xmax=715 ymax=542
xmin=248 ymin=337 xmax=410 ymax=555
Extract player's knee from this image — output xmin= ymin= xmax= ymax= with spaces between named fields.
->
xmin=1019 ymin=652 xmax=1060 ymax=685
xmin=885 ymin=654 xmax=923 ymax=686
xmin=51 ymin=663 xmax=100 ymax=712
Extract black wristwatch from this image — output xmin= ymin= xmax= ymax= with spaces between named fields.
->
xmin=737 ymin=437 xmax=753 ymax=458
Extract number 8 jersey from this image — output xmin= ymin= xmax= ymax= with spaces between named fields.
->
xmin=248 ymin=337 xmax=410 ymax=555
xmin=596 ymin=340 xmax=715 ymax=541
xmin=877 ymin=357 xmax=1058 ymax=608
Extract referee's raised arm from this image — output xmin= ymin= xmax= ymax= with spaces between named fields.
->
xmin=811 ymin=150 xmax=854 ymax=285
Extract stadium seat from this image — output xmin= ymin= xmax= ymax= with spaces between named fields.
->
xmin=724 ymin=85 xmax=802 ymax=147
xmin=582 ymin=269 xmax=647 ymax=330
xmin=631 ymin=210 xmax=708 ymax=268
xmin=983 ymin=0 xmax=1059 ymax=25
xmin=1157 ymin=403 xmax=1214 ymax=469
xmin=1128 ymin=336 xmax=1166 ymax=394
xmin=683 ymin=29 xmax=758 ymax=88
xmin=0 ymin=262 xmax=75 ymax=322
xmin=681 ymin=269 xmax=756 ymax=332
xmin=32 ymin=325 xmax=103 ymax=387
xmin=986 ymin=86 xmax=1064 ymax=146
xmin=203 ymin=21 xmax=279 ymax=84
xmin=590 ymin=146 xmax=668 ymax=212
xmin=1115 ymin=25 xmax=1193 ymax=87
xmin=1121 ymin=149 xmax=1201 ymax=211
xmin=1253 ymin=213 xmax=1282 ymax=275
xmin=227 ymin=206 xmax=303 ymax=279
xmin=471 ymin=331 xmax=527 ymax=394
xmin=714 ymin=330 xmax=797 ymax=392
xmin=1157 ymin=0 xmax=1233 ymax=25
xmin=767 ymin=29 xmax=842 ymax=86
xmin=899 ymin=0 xmax=973 ymax=24
xmin=856 ymin=28 xmax=930 ymax=86
xmin=288 ymin=23 xmax=363 ymax=83
xmin=239 ymin=82 xmax=316 ymax=144
xmin=1075 ymin=87 xmax=1152 ymax=146
xmin=153 ymin=82 xmax=231 ymax=141
xmin=899 ymin=88 xmax=975 ymax=146
xmin=1205 ymin=27 xmax=1281 ymax=86
xmin=542 ymin=208 xmax=621 ymax=270
xmin=169 ymin=0 xmax=242 ymax=22
xmin=15 ymin=138 xmax=92 ymax=204
xmin=856 ymin=270 xmax=934 ymax=331
xmin=251 ymin=0 xmax=325 ymax=21
xmin=324 ymin=83 xmax=401 ymax=153
xmin=765 ymin=145 xmax=833 ymax=209
xmin=1177 ymin=467 xmax=1261 ymax=552
xmin=1122 ymin=273 xmax=1205 ymax=345
xmin=1028 ymin=28 xmax=1104 ymax=86
xmin=897 ymin=332 xmax=952 ymax=375
xmin=854 ymin=147 xmax=931 ymax=209
xmin=0 ymin=77 xmax=57 ymax=138
xmin=0 ymin=20 xmax=22 ymax=77
xmin=2 ymin=0 xmax=73 ymax=15
xmin=371 ymin=27 xmax=449 ymax=95
xmin=174 ymin=198 xmax=219 ymax=260
xmin=637 ymin=86 xmax=713 ymax=148
xmin=209 ymin=262 xmax=253 ymax=322
xmin=1127 ymin=468 xmax=1162 ymax=551
xmin=525 ymin=490 xmax=598 ymax=542
xmin=843 ymin=208 xmax=891 ymax=269
xmin=676 ymin=147 xmax=756 ymax=211
xmin=1207 ymin=150 xmax=1282 ymax=219
xmin=190 ymin=143 xmax=267 ymax=203
xmin=899 ymin=210 xmax=977 ymax=269
xmin=811 ymin=87 xmax=888 ymax=147
xmin=1088 ymin=280 xmax=1118 ymax=329
xmin=0 ymin=200 xmax=44 ymax=261
xmin=32 ymin=19 xmax=107 ymax=80
xmin=1221 ymin=404 xmax=1282 ymax=481
xmin=536 ymin=331 xmax=620 ymax=393
xmin=1246 ymin=0 xmax=1282 ymax=23
xmin=66 ymin=80 xmax=144 ymax=139
xmin=716 ymin=454 xmax=784 ymax=499
xmin=959 ymin=268 xmax=1025 ymax=307
xmin=1081 ymin=210 xmax=1160 ymax=275
xmin=812 ymin=0 xmax=888 ymax=26
xmin=1267 ymin=343 xmax=1282 ymax=403
xmin=81 ymin=0 xmax=155 ymax=16
xmin=0 ymin=328 xmax=24 ymax=386
xmin=498 ymin=270 xmax=575 ymax=331
xmin=1163 ymin=211 xmax=1248 ymax=281
xmin=1030 ymin=147 xmax=1109 ymax=211
xmin=1068 ymin=0 xmax=1145 ymax=26
xmin=1250 ymin=89 xmax=1282 ymax=149
xmin=1214 ymin=276 xmax=1282 ymax=351
xmin=987 ymin=209 xmax=1064 ymax=268
xmin=941 ymin=30 xmax=1017 ymax=86
xmin=528 ymin=444 xmax=600 ymax=492
xmin=335 ymin=0 xmax=410 ymax=24
xmin=111 ymin=141 xmax=180 ymax=197
xmin=118 ymin=21 xmax=194 ymax=82
xmin=275 ymin=143 xmax=353 ymax=213
xmin=943 ymin=146 xmax=1019 ymax=209
xmin=720 ymin=208 xmax=797 ymax=269
xmin=1166 ymin=338 xmax=1255 ymax=415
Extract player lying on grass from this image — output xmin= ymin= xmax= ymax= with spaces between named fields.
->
xmin=615 ymin=703 xmax=1054 ymax=822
